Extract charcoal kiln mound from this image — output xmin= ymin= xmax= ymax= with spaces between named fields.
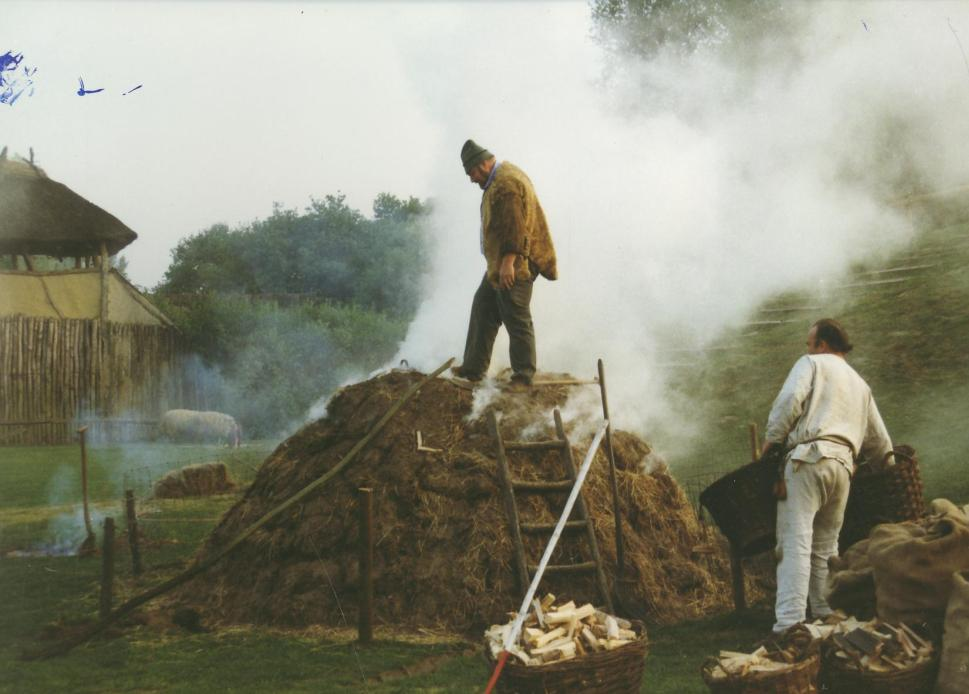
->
xmin=179 ymin=369 xmax=733 ymax=633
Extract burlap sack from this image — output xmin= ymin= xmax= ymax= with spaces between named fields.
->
xmin=936 ymin=570 xmax=969 ymax=694
xmin=827 ymin=538 xmax=876 ymax=619
xmin=869 ymin=504 xmax=969 ymax=625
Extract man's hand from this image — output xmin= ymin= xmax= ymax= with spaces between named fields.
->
xmin=499 ymin=253 xmax=517 ymax=290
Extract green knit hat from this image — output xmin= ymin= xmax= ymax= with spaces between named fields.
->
xmin=461 ymin=139 xmax=493 ymax=173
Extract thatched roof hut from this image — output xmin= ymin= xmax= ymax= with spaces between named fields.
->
xmin=0 ymin=155 xmax=137 ymax=258
xmin=0 ymin=152 xmax=189 ymax=445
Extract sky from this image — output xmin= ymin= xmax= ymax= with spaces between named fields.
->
xmin=3 ymin=1 xmax=587 ymax=287
xmin=6 ymin=1 xmax=969 ymax=448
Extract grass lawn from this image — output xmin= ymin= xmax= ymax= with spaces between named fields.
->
xmin=0 ymin=442 xmax=770 ymax=693
xmin=668 ymin=216 xmax=969 ymax=506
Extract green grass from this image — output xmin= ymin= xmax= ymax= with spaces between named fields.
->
xmin=0 ymin=441 xmax=768 ymax=692
xmin=669 ymin=214 xmax=969 ymax=505
xmin=3 ymin=207 xmax=966 ymax=691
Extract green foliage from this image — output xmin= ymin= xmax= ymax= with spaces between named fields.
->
xmin=152 ymin=193 xmax=430 ymax=438
xmin=667 ymin=210 xmax=969 ymax=504
xmin=590 ymin=0 xmax=799 ymax=67
xmin=157 ymin=194 xmax=430 ymax=316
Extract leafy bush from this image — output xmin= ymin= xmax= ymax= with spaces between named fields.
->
xmin=152 ymin=193 xmax=430 ymax=437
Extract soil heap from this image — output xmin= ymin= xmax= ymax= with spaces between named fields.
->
xmin=180 ymin=369 xmax=732 ymax=633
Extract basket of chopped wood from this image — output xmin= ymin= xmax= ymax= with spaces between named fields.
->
xmin=484 ymin=594 xmax=648 ymax=693
xmin=839 ymin=445 xmax=925 ymax=551
xmin=701 ymin=624 xmax=821 ymax=694
xmin=821 ymin=618 xmax=939 ymax=694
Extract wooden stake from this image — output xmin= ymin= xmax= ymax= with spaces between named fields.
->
xmin=78 ymin=427 xmax=95 ymax=538
xmin=749 ymin=422 xmax=759 ymax=462
xmin=125 ymin=490 xmax=143 ymax=576
xmin=358 ymin=487 xmax=374 ymax=645
xmin=99 ymin=242 xmax=109 ymax=324
xmin=100 ymin=518 xmax=115 ymax=619
xmin=729 ymin=542 xmax=746 ymax=611
xmin=597 ymin=359 xmax=625 ymax=577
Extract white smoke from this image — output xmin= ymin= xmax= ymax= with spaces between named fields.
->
xmin=391 ymin=1 xmax=969 ymax=454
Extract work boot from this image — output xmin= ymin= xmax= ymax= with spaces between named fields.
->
xmin=506 ymin=373 xmax=533 ymax=390
xmin=450 ymin=365 xmax=483 ymax=382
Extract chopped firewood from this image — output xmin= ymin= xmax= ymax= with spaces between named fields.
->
xmin=898 ymin=623 xmax=930 ymax=650
xmin=603 ymin=639 xmax=633 ymax=651
xmin=594 ymin=610 xmax=631 ymax=629
xmin=531 ymin=636 xmax=573 ymax=655
xmin=605 ymin=615 xmax=619 ymax=639
xmin=523 ymin=627 xmax=544 ymax=643
xmin=485 ymin=595 xmax=642 ymax=667
xmin=845 ymin=628 xmax=883 ymax=656
xmin=532 ymin=627 xmax=566 ymax=648
xmin=546 ymin=603 xmax=595 ymax=624
xmin=550 ymin=600 xmax=575 ymax=613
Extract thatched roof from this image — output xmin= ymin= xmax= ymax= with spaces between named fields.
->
xmin=0 ymin=157 xmax=137 ymax=257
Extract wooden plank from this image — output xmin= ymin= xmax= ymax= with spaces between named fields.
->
xmin=503 ymin=440 xmax=565 ymax=452
xmin=511 ymin=479 xmax=574 ymax=493
xmin=520 ymin=521 xmax=586 ymax=534
xmin=528 ymin=562 xmax=597 ymax=575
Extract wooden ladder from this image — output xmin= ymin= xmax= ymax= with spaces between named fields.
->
xmin=489 ymin=408 xmax=614 ymax=613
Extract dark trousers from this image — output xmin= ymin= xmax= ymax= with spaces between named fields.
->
xmin=461 ymin=273 xmax=536 ymax=380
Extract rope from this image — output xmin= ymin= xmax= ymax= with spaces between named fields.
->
xmin=22 ymin=358 xmax=454 ymax=660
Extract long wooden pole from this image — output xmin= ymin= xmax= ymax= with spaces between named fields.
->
xmin=597 ymin=359 xmax=625 ymax=575
xmin=24 ymin=358 xmax=454 ymax=659
xmin=357 ymin=487 xmax=373 ymax=645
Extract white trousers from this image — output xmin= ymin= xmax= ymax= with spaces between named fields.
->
xmin=773 ymin=457 xmax=850 ymax=633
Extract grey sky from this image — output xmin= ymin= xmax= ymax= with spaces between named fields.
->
xmin=3 ymin=1 xmax=590 ymax=288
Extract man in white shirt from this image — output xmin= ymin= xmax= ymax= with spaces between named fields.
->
xmin=763 ymin=318 xmax=894 ymax=634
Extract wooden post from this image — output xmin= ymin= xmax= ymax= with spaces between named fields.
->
xmin=99 ymin=241 xmax=109 ymax=323
xmin=597 ymin=359 xmax=625 ymax=576
xmin=357 ymin=487 xmax=374 ymax=645
xmin=125 ymin=490 xmax=143 ymax=576
xmin=729 ymin=541 xmax=746 ymax=611
xmin=748 ymin=422 xmax=759 ymax=462
xmin=78 ymin=427 xmax=94 ymax=539
xmin=100 ymin=518 xmax=115 ymax=619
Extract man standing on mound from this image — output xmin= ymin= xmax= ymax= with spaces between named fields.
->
xmin=763 ymin=318 xmax=894 ymax=635
xmin=451 ymin=139 xmax=558 ymax=387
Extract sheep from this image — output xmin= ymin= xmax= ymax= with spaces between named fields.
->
xmin=158 ymin=409 xmax=241 ymax=447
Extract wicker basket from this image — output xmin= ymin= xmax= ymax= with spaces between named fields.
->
xmin=701 ymin=651 xmax=821 ymax=694
xmin=839 ymin=445 xmax=925 ymax=551
xmin=699 ymin=457 xmax=781 ymax=556
xmin=821 ymin=646 xmax=939 ymax=694
xmin=485 ymin=620 xmax=648 ymax=693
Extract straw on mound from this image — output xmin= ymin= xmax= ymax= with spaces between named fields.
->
xmin=153 ymin=462 xmax=236 ymax=499
xmin=179 ymin=369 xmax=733 ymax=632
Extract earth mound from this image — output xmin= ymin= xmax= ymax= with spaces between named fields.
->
xmin=180 ymin=369 xmax=733 ymax=632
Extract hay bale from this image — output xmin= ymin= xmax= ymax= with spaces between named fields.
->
xmin=179 ymin=371 xmax=736 ymax=633
xmin=153 ymin=462 xmax=236 ymax=499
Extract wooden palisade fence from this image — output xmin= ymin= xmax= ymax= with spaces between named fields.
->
xmin=0 ymin=316 xmax=195 ymax=445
